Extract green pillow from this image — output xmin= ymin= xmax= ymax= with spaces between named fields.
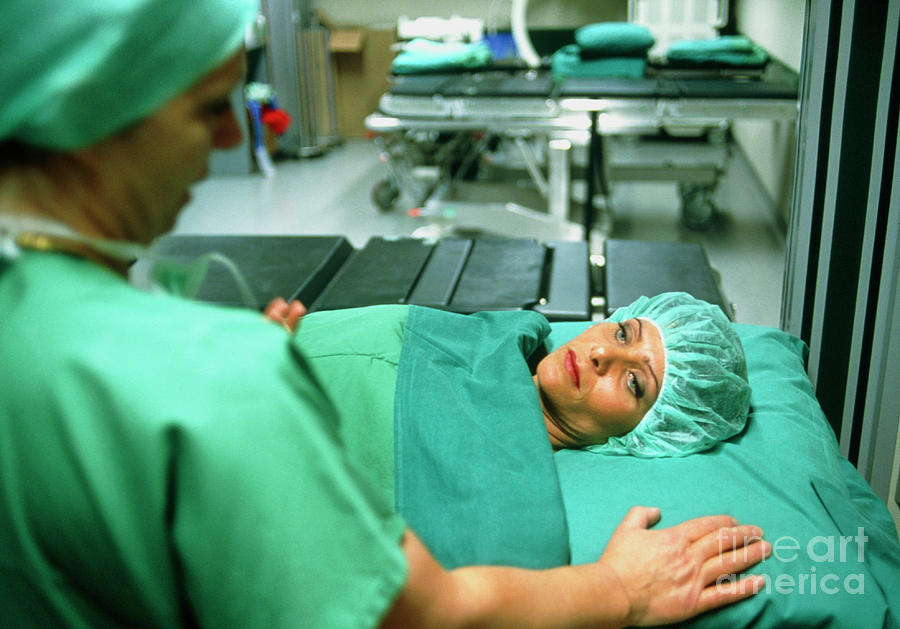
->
xmin=547 ymin=322 xmax=900 ymax=628
xmin=574 ymin=22 xmax=655 ymax=56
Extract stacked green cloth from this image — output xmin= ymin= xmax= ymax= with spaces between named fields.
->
xmin=551 ymin=45 xmax=647 ymax=79
xmin=391 ymin=37 xmax=493 ymax=74
xmin=552 ymin=22 xmax=653 ymax=79
xmin=575 ymin=22 xmax=655 ymax=56
xmin=666 ymin=35 xmax=769 ymax=67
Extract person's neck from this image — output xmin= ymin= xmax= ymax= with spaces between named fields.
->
xmin=0 ymin=160 xmax=138 ymax=276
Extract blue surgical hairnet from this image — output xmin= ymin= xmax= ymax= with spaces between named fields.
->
xmin=590 ymin=291 xmax=751 ymax=457
xmin=0 ymin=0 xmax=258 ymax=150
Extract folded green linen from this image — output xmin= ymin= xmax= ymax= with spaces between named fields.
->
xmin=551 ymin=44 xmax=646 ymax=79
xmin=574 ymin=22 xmax=655 ymax=56
xmin=391 ymin=38 xmax=493 ymax=74
xmin=666 ymin=35 xmax=769 ymax=66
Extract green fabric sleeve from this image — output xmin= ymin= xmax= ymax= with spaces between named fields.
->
xmin=0 ymin=252 xmax=408 ymax=629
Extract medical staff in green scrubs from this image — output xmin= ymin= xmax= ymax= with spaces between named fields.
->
xmin=0 ymin=1 xmax=771 ymax=627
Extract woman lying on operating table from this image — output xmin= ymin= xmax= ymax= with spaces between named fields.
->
xmin=288 ymin=290 xmax=751 ymax=465
xmin=532 ymin=291 xmax=751 ymax=457
xmin=283 ymin=291 xmax=752 ymax=576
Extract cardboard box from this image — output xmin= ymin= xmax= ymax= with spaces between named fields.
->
xmin=329 ymin=28 xmax=365 ymax=53
xmin=329 ymin=28 xmax=395 ymax=138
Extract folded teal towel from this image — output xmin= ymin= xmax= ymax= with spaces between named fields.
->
xmin=551 ymin=44 xmax=646 ymax=79
xmin=666 ymin=35 xmax=769 ymax=66
xmin=391 ymin=37 xmax=493 ymax=74
xmin=574 ymin=22 xmax=655 ymax=56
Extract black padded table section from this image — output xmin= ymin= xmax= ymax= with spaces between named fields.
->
xmin=673 ymin=60 xmax=799 ymax=98
xmin=439 ymin=72 xmax=558 ymax=97
xmin=388 ymin=74 xmax=458 ymax=96
xmin=537 ymin=60 xmax=799 ymax=100
xmin=148 ymin=235 xmax=353 ymax=309
xmin=674 ymin=76 xmax=798 ymax=99
xmin=310 ymin=237 xmax=591 ymax=321
xmin=557 ymin=77 xmax=673 ymax=98
xmin=310 ymin=238 xmax=434 ymax=310
xmin=603 ymin=239 xmax=733 ymax=320
xmin=388 ymin=67 xmax=557 ymax=98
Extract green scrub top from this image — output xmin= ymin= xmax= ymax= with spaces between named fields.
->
xmin=0 ymin=251 xmax=407 ymax=628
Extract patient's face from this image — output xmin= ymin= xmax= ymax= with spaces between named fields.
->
xmin=534 ymin=318 xmax=665 ymax=449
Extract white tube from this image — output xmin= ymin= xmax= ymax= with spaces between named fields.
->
xmin=511 ymin=0 xmax=540 ymax=68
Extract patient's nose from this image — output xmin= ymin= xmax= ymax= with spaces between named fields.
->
xmin=590 ymin=344 xmax=627 ymax=374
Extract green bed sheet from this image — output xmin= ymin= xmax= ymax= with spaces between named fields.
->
xmin=296 ymin=306 xmax=900 ymax=627
xmin=549 ymin=321 xmax=900 ymax=628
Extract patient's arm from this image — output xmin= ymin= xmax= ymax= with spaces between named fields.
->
xmin=380 ymin=506 xmax=769 ymax=629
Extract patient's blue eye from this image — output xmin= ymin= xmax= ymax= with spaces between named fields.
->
xmin=627 ymin=372 xmax=644 ymax=399
xmin=616 ymin=322 xmax=628 ymax=343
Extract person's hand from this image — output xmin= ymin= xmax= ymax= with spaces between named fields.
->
xmin=597 ymin=506 xmax=770 ymax=627
xmin=263 ymin=297 xmax=306 ymax=333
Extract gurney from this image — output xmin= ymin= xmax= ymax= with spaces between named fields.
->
xmin=364 ymin=55 xmax=798 ymax=237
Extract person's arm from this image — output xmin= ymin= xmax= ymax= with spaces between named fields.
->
xmin=380 ymin=506 xmax=770 ymax=629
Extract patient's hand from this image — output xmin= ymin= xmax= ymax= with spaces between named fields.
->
xmin=263 ymin=297 xmax=306 ymax=333
xmin=597 ymin=506 xmax=770 ymax=626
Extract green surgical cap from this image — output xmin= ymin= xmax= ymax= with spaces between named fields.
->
xmin=591 ymin=291 xmax=751 ymax=457
xmin=0 ymin=0 xmax=258 ymax=150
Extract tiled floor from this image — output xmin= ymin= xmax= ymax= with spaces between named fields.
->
xmin=174 ymin=137 xmax=787 ymax=327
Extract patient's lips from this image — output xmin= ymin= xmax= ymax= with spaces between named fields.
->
xmin=565 ymin=349 xmax=580 ymax=389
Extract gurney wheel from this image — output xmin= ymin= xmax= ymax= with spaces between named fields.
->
xmin=679 ymin=183 xmax=717 ymax=230
xmin=372 ymin=178 xmax=400 ymax=212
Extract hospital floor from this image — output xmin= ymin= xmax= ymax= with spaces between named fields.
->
xmin=174 ymin=137 xmax=787 ymax=328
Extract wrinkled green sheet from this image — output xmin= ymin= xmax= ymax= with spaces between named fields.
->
xmin=394 ymin=306 xmax=570 ymax=569
xmin=299 ymin=306 xmax=900 ymax=628
xmin=550 ymin=321 xmax=900 ymax=628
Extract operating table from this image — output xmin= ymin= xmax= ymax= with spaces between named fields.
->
xmin=364 ymin=60 xmax=799 ymax=237
xmin=140 ymin=233 xmax=733 ymax=321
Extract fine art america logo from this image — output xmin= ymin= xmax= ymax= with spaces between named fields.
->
xmin=717 ymin=527 xmax=869 ymax=595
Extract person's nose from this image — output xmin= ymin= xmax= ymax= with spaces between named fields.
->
xmin=589 ymin=344 xmax=628 ymax=375
xmin=213 ymin=106 xmax=243 ymax=150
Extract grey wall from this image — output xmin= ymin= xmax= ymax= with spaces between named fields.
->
xmin=311 ymin=0 xmax=626 ymax=30
xmin=732 ymin=0 xmax=805 ymax=230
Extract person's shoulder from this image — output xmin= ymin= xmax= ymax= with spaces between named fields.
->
xmin=2 ymin=252 xmax=294 ymax=393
